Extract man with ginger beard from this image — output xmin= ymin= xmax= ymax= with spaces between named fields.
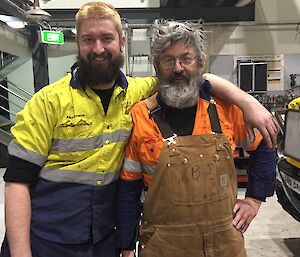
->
xmin=1 ymin=2 xmax=278 ymax=257
xmin=117 ymin=20 xmax=276 ymax=257
xmin=1 ymin=3 xmax=155 ymax=257
xmin=78 ymin=48 xmax=124 ymax=86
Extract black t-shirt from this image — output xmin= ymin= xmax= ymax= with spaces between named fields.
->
xmin=92 ymin=86 xmax=115 ymax=115
xmin=157 ymin=94 xmax=197 ymax=136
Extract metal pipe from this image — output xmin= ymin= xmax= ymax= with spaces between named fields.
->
xmin=3 ymin=0 xmax=26 ymax=14
xmin=0 ymin=83 xmax=30 ymax=103
xmin=0 ymin=78 xmax=33 ymax=98
xmin=0 ymin=94 xmax=24 ymax=111
xmin=0 ymin=105 xmax=15 ymax=116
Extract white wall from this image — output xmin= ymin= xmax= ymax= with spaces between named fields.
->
xmin=48 ymin=54 xmax=77 ymax=83
xmin=7 ymin=59 xmax=33 ymax=122
xmin=0 ymin=24 xmax=31 ymax=57
xmin=206 ymin=0 xmax=300 ymax=56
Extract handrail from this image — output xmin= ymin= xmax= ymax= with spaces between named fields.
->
xmin=0 ymin=77 xmax=32 ymax=121
xmin=0 ymin=105 xmax=15 ymax=116
xmin=0 ymin=54 xmax=17 ymax=67
xmin=0 ymin=94 xmax=24 ymax=111
xmin=0 ymin=83 xmax=31 ymax=103
xmin=0 ymin=77 xmax=33 ymax=98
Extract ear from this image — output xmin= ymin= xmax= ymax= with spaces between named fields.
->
xmin=153 ymin=62 xmax=159 ymax=74
xmin=120 ymin=35 xmax=125 ymax=52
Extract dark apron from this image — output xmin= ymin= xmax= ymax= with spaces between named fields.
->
xmin=138 ymin=96 xmax=247 ymax=257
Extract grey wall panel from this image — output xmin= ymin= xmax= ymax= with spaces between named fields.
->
xmin=209 ymin=55 xmax=237 ymax=84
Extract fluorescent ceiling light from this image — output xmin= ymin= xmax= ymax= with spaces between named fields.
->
xmin=0 ymin=14 xmax=26 ymax=29
xmin=6 ymin=21 xmax=26 ymax=29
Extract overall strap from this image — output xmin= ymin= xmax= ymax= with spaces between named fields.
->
xmin=144 ymin=94 xmax=175 ymax=139
xmin=207 ymin=98 xmax=223 ymax=134
xmin=145 ymin=94 xmax=222 ymax=136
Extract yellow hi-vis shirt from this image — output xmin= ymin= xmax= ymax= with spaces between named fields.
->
xmin=8 ymin=72 xmax=155 ymax=186
xmin=287 ymin=97 xmax=300 ymax=168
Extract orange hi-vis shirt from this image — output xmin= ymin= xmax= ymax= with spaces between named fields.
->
xmin=120 ymin=96 xmax=263 ymax=187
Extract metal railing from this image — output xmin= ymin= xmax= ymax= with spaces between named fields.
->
xmin=0 ymin=78 xmax=33 ymax=146
xmin=0 ymin=53 xmax=17 ymax=67
xmin=0 ymin=79 xmax=32 ymax=116
xmin=0 ymin=52 xmax=32 ymax=148
xmin=0 ymin=77 xmax=32 ymax=100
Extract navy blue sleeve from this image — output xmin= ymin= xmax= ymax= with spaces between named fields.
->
xmin=199 ymin=79 xmax=212 ymax=101
xmin=246 ymin=140 xmax=276 ymax=201
xmin=116 ymin=179 xmax=143 ymax=250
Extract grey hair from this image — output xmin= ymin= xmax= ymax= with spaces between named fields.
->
xmin=151 ymin=19 xmax=206 ymax=70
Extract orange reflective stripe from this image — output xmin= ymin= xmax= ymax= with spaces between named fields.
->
xmin=120 ymin=170 xmax=142 ymax=181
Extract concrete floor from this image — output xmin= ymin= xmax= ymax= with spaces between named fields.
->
xmin=0 ymin=168 xmax=299 ymax=256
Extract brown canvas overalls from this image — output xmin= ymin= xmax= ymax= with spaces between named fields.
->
xmin=138 ymin=96 xmax=247 ymax=257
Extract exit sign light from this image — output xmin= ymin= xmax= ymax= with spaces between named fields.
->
xmin=39 ymin=30 xmax=64 ymax=45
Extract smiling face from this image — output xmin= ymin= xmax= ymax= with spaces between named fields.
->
xmin=157 ymin=40 xmax=203 ymax=109
xmin=158 ymin=40 xmax=198 ymax=85
xmin=77 ymin=18 xmax=124 ymax=64
xmin=76 ymin=18 xmax=125 ymax=87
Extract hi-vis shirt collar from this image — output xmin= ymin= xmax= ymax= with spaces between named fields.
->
xmin=69 ymin=62 xmax=128 ymax=90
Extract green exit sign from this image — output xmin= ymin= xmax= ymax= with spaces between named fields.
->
xmin=39 ymin=30 xmax=64 ymax=45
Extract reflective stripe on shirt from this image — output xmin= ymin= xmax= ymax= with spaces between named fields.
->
xmin=51 ymin=129 xmax=131 ymax=152
xmin=8 ymin=142 xmax=47 ymax=166
xmin=123 ymin=157 xmax=156 ymax=175
xmin=40 ymin=167 xmax=119 ymax=186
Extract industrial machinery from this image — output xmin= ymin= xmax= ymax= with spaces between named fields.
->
xmin=275 ymin=97 xmax=300 ymax=222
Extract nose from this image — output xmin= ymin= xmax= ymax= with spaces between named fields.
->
xmin=93 ymin=39 xmax=105 ymax=55
xmin=173 ymin=59 xmax=184 ymax=73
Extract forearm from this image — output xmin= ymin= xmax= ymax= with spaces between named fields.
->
xmin=246 ymin=140 xmax=276 ymax=200
xmin=116 ymin=179 xmax=143 ymax=250
xmin=5 ymin=182 xmax=32 ymax=257
xmin=205 ymin=73 xmax=279 ymax=148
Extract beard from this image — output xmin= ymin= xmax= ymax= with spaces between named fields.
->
xmin=158 ymin=71 xmax=203 ymax=109
xmin=78 ymin=51 xmax=124 ymax=86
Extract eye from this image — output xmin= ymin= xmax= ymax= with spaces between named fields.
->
xmin=102 ymin=35 xmax=114 ymax=42
xmin=181 ymin=56 xmax=195 ymax=65
xmin=82 ymin=37 xmax=93 ymax=43
xmin=161 ymin=58 xmax=174 ymax=67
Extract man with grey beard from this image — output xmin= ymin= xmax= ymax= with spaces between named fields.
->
xmin=116 ymin=19 xmax=276 ymax=257
xmin=1 ymin=1 xmax=277 ymax=255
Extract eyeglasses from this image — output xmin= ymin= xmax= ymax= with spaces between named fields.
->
xmin=160 ymin=55 xmax=196 ymax=69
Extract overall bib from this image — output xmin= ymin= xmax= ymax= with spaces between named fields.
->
xmin=138 ymin=97 xmax=247 ymax=257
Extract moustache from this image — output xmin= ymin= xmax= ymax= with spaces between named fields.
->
xmin=169 ymin=73 xmax=189 ymax=83
xmin=88 ymin=51 xmax=112 ymax=62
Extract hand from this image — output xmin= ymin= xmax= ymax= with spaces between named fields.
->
xmin=121 ymin=250 xmax=135 ymax=257
xmin=242 ymin=98 xmax=279 ymax=148
xmin=232 ymin=197 xmax=262 ymax=233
